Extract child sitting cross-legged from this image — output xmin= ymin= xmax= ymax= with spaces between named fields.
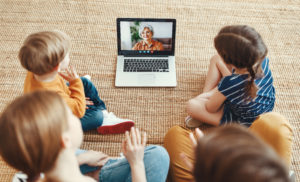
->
xmin=186 ymin=25 xmax=275 ymax=127
xmin=18 ymin=30 xmax=134 ymax=134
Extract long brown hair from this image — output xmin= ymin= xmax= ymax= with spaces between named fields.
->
xmin=193 ymin=124 xmax=289 ymax=182
xmin=18 ymin=30 xmax=70 ymax=75
xmin=0 ymin=91 xmax=69 ymax=181
xmin=214 ymin=25 xmax=268 ymax=99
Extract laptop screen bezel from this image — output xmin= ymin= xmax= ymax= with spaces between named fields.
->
xmin=117 ymin=18 xmax=176 ymax=56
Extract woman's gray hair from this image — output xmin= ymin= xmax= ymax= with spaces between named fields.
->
xmin=139 ymin=24 xmax=154 ymax=38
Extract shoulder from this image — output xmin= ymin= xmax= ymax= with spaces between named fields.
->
xmin=24 ymin=72 xmax=33 ymax=84
xmin=153 ymin=40 xmax=164 ymax=50
xmin=153 ymin=40 xmax=163 ymax=46
xmin=219 ymin=74 xmax=246 ymax=86
xmin=24 ymin=72 xmax=39 ymax=93
xmin=261 ymin=57 xmax=270 ymax=72
xmin=25 ymin=71 xmax=34 ymax=80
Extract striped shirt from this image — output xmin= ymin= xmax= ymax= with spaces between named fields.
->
xmin=218 ymin=57 xmax=275 ymax=127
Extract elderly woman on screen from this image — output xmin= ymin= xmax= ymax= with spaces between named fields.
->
xmin=132 ymin=24 xmax=164 ymax=51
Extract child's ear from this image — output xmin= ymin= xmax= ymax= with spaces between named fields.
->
xmin=55 ymin=64 xmax=61 ymax=72
xmin=61 ymin=132 xmax=72 ymax=149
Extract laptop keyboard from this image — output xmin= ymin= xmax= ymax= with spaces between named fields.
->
xmin=124 ymin=59 xmax=169 ymax=72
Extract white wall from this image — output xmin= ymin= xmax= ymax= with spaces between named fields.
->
xmin=138 ymin=22 xmax=173 ymax=38
xmin=120 ymin=21 xmax=173 ymax=50
xmin=120 ymin=22 xmax=132 ymax=50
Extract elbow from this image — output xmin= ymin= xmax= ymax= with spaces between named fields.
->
xmin=78 ymin=110 xmax=85 ymax=118
xmin=75 ymin=104 xmax=86 ymax=118
xmin=79 ymin=105 xmax=86 ymax=118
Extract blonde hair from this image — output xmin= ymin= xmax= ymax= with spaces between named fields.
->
xmin=0 ymin=91 xmax=69 ymax=181
xmin=18 ymin=30 xmax=70 ymax=75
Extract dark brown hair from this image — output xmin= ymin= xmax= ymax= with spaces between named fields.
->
xmin=0 ymin=91 xmax=69 ymax=181
xmin=18 ymin=30 xmax=70 ymax=75
xmin=214 ymin=25 xmax=268 ymax=99
xmin=193 ymin=124 xmax=289 ymax=182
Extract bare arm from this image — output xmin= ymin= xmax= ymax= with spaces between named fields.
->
xmin=76 ymin=150 xmax=109 ymax=167
xmin=158 ymin=42 xmax=164 ymax=51
xmin=122 ymin=127 xmax=147 ymax=182
xmin=197 ymin=87 xmax=218 ymax=99
xmin=205 ymin=89 xmax=226 ymax=113
xmin=130 ymin=162 xmax=147 ymax=182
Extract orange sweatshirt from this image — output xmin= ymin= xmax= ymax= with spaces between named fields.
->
xmin=23 ymin=72 xmax=86 ymax=118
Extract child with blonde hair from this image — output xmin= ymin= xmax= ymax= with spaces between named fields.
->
xmin=18 ymin=30 xmax=134 ymax=134
xmin=186 ymin=25 xmax=275 ymax=127
xmin=0 ymin=91 xmax=169 ymax=182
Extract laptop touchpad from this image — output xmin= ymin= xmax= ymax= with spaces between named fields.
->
xmin=138 ymin=74 xmax=155 ymax=85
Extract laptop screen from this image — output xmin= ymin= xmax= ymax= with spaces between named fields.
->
xmin=117 ymin=18 xmax=176 ymax=56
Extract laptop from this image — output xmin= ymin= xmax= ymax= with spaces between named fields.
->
xmin=115 ymin=18 xmax=177 ymax=87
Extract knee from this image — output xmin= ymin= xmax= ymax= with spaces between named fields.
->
xmin=143 ymin=145 xmax=169 ymax=182
xmin=210 ymin=54 xmax=222 ymax=65
xmin=251 ymin=112 xmax=293 ymax=165
xmin=84 ymin=109 xmax=103 ymax=127
xmin=80 ymin=77 xmax=93 ymax=89
xmin=252 ymin=112 xmax=293 ymax=137
xmin=164 ymin=126 xmax=190 ymax=154
xmin=187 ymin=98 xmax=204 ymax=115
xmin=145 ymin=145 xmax=170 ymax=169
xmin=187 ymin=98 xmax=197 ymax=113
xmin=164 ymin=126 xmax=186 ymax=143
xmin=95 ymin=109 xmax=104 ymax=125
xmin=80 ymin=77 xmax=89 ymax=85
xmin=187 ymin=98 xmax=194 ymax=107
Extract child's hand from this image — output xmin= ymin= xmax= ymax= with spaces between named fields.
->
xmin=180 ymin=128 xmax=204 ymax=172
xmin=59 ymin=65 xmax=79 ymax=82
xmin=77 ymin=150 xmax=109 ymax=167
xmin=85 ymin=97 xmax=94 ymax=109
xmin=122 ymin=127 xmax=147 ymax=166
xmin=189 ymin=128 xmax=204 ymax=148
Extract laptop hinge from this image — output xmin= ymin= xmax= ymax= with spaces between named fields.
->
xmin=123 ymin=55 xmax=169 ymax=57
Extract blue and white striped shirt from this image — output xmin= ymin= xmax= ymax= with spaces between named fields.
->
xmin=218 ymin=57 xmax=275 ymax=127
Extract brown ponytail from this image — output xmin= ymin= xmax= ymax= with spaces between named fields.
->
xmin=214 ymin=25 xmax=268 ymax=99
xmin=247 ymin=67 xmax=258 ymax=99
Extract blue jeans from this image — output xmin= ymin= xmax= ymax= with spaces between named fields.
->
xmin=77 ymin=145 xmax=170 ymax=182
xmin=100 ymin=145 xmax=169 ymax=182
xmin=79 ymin=77 xmax=106 ymax=131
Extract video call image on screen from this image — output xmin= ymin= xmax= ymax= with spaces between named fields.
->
xmin=120 ymin=21 xmax=173 ymax=51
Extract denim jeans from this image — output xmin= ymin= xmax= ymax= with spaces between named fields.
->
xmin=77 ymin=145 xmax=170 ymax=182
xmin=79 ymin=77 xmax=106 ymax=131
xmin=99 ymin=145 xmax=170 ymax=182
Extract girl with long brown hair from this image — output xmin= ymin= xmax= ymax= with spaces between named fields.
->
xmin=186 ymin=25 xmax=275 ymax=127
